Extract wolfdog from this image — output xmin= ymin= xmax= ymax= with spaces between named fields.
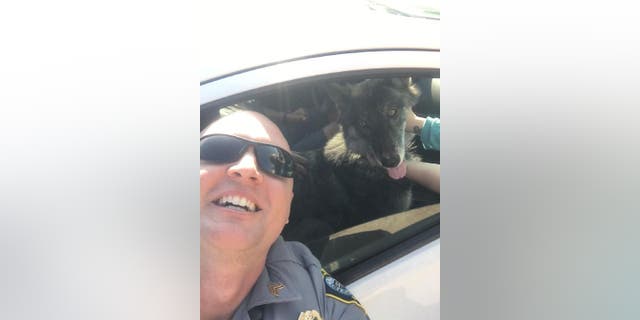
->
xmin=283 ymin=77 xmax=421 ymax=246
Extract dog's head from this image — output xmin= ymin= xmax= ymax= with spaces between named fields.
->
xmin=325 ymin=77 xmax=420 ymax=170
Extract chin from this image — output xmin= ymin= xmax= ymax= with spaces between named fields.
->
xmin=203 ymin=225 xmax=260 ymax=251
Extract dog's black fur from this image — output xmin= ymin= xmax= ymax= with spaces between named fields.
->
xmin=283 ymin=78 xmax=421 ymax=245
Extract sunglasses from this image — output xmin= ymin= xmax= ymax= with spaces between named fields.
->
xmin=200 ymin=134 xmax=295 ymax=179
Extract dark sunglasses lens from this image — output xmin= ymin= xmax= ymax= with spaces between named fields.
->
xmin=255 ymin=145 xmax=294 ymax=178
xmin=200 ymin=135 xmax=246 ymax=163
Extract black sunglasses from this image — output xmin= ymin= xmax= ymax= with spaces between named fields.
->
xmin=200 ymin=134 xmax=295 ymax=179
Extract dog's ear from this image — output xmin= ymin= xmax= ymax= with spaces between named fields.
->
xmin=355 ymin=79 xmax=384 ymax=97
xmin=323 ymin=82 xmax=350 ymax=107
xmin=389 ymin=77 xmax=413 ymax=89
xmin=389 ymin=77 xmax=420 ymax=94
xmin=389 ymin=77 xmax=421 ymax=107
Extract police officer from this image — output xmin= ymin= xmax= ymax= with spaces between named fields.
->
xmin=201 ymin=111 xmax=369 ymax=320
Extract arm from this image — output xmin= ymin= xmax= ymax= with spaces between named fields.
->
xmin=421 ymin=117 xmax=440 ymax=151
xmin=326 ymin=303 xmax=369 ymax=320
xmin=405 ymin=109 xmax=440 ymax=151
xmin=324 ymin=296 xmax=370 ymax=320
xmin=405 ymin=160 xmax=440 ymax=194
xmin=405 ymin=108 xmax=426 ymax=134
xmin=322 ymin=269 xmax=370 ymax=320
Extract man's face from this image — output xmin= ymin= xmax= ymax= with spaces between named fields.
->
xmin=200 ymin=111 xmax=294 ymax=253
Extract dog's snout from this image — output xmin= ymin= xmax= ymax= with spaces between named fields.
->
xmin=380 ymin=152 xmax=400 ymax=168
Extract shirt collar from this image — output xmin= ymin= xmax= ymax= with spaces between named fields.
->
xmin=245 ymin=237 xmax=302 ymax=309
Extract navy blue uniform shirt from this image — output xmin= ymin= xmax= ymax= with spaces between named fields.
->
xmin=231 ymin=237 xmax=369 ymax=320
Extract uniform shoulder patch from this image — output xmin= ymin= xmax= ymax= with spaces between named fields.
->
xmin=321 ymin=269 xmax=360 ymax=305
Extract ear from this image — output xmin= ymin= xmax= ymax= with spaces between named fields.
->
xmin=389 ymin=77 xmax=421 ymax=107
xmin=389 ymin=77 xmax=413 ymax=89
xmin=323 ymin=82 xmax=350 ymax=107
xmin=355 ymin=79 xmax=384 ymax=97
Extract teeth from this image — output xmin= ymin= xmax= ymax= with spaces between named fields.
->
xmin=216 ymin=195 xmax=258 ymax=212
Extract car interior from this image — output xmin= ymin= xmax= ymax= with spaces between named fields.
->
xmin=201 ymin=71 xmax=440 ymax=283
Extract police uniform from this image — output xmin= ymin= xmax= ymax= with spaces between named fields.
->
xmin=231 ymin=237 xmax=369 ymax=320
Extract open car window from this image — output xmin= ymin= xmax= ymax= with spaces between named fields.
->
xmin=202 ymin=71 xmax=440 ymax=283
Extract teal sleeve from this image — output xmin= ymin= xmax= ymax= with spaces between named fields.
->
xmin=421 ymin=117 xmax=440 ymax=150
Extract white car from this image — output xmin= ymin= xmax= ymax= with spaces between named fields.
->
xmin=201 ymin=1 xmax=440 ymax=318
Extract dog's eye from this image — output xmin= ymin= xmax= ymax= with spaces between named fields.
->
xmin=387 ymin=107 xmax=398 ymax=117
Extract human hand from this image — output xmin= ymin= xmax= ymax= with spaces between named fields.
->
xmin=286 ymin=108 xmax=308 ymax=123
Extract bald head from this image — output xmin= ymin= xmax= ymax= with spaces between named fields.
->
xmin=202 ymin=111 xmax=291 ymax=152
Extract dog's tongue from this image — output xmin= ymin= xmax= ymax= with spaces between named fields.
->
xmin=386 ymin=161 xmax=407 ymax=180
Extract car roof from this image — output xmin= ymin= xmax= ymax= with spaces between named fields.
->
xmin=199 ymin=0 xmax=440 ymax=83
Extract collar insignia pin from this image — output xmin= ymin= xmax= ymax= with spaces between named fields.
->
xmin=268 ymin=282 xmax=285 ymax=297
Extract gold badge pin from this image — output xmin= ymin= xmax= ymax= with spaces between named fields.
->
xmin=268 ymin=282 xmax=285 ymax=297
xmin=297 ymin=309 xmax=322 ymax=320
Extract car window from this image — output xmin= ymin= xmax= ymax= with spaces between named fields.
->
xmin=204 ymin=72 xmax=440 ymax=282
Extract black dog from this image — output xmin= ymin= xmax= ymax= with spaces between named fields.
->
xmin=283 ymin=78 xmax=421 ymax=246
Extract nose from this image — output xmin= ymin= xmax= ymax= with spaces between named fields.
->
xmin=227 ymin=147 xmax=264 ymax=184
xmin=380 ymin=152 xmax=400 ymax=168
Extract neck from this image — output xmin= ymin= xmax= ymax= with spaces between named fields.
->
xmin=201 ymin=244 xmax=267 ymax=320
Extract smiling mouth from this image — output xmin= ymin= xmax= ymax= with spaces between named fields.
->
xmin=214 ymin=195 xmax=261 ymax=213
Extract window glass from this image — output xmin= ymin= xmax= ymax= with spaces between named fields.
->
xmin=209 ymin=72 xmax=440 ymax=277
